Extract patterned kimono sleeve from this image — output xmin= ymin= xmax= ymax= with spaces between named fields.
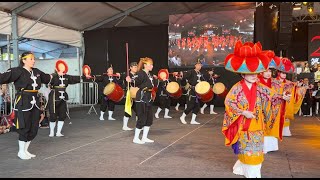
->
xmin=293 ymin=85 xmax=307 ymax=114
xmin=261 ymin=85 xmax=273 ymax=125
xmin=222 ymin=82 xmax=243 ymax=146
xmin=285 ymin=83 xmax=296 ymax=120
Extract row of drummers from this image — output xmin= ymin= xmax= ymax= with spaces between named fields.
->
xmin=82 ymin=65 xmax=229 ymax=103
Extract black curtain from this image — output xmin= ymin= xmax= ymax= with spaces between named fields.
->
xmin=84 ymin=25 xmax=168 ymax=75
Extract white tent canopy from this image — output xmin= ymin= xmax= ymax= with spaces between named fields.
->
xmin=0 ymin=11 xmax=81 ymax=47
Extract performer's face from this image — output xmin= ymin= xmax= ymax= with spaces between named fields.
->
xmin=262 ymin=69 xmax=272 ymax=79
xmin=144 ymin=63 xmax=153 ymax=71
xmin=107 ymin=67 xmax=113 ymax=75
xmin=58 ymin=64 xmax=66 ymax=73
xmin=279 ymin=72 xmax=286 ymax=79
xmin=130 ymin=65 xmax=137 ymax=73
xmin=22 ymin=54 xmax=35 ymax=68
xmin=195 ymin=63 xmax=202 ymax=71
xmin=242 ymin=74 xmax=258 ymax=83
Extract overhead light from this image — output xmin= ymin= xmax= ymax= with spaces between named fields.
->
xmin=307 ymin=2 xmax=314 ymax=13
xmin=293 ymin=6 xmax=302 ymax=10
xmin=302 ymin=2 xmax=308 ymax=6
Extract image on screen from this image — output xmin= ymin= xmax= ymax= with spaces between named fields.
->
xmin=168 ymin=9 xmax=255 ymax=68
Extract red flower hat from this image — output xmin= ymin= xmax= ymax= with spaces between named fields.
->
xmin=276 ymin=57 xmax=294 ymax=74
xmin=224 ymin=41 xmax=270 ymax=74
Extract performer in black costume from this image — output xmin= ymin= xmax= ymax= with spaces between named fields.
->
xmin=200 ymin=69 xmax=219 ymax=115
xmin=0 ymin=51 xmax=52 ymax=160
xmin=179 ymin=59 xmax=205 ymax=125
xmin=300 ymin=78 xmax=313 ymax=116
xmin=154 ymin=75 xmax=172 ymax=119
xmin=48 ymin=60 xmax=91 ymax=137
xmin=122 ymin=62 xmax=138 ymax=131
xmin=126 ymin=57 xmax=158 ymax=144
xmin=171 ymin=72 xmax=188 ymax=111
xmin=95 ymin=65 xmax=121 ymax=121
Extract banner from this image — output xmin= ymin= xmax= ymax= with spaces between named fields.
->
xmin=308 ymin=24 xmax=320 ymax=66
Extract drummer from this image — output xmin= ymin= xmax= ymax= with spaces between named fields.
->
xmin=48 ymin=60 xmax=91 ymax=137
xmin=95 ymin=64 xmax=121 ymax=121
xmin=200 ymin=68 xmax=219 ymax=115
xmin=179 ymin=59 xmax=206 ymax=125
xmin=171 ymin=72 xmax=188 ymax=111
xmin=154 ymin=69 xmax=173 ymax=119
xmin=121 ymin=62 xmax=138 ymax=130
xmin=126 ymin=57 xmax=159 ymax=144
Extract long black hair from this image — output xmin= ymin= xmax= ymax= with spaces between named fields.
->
xmin=19 ymin=51 xmax=34 ymax=67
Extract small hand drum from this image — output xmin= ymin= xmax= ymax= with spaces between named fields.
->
xmin=56 ymin=60 xmax=68 ymax=74
xmin=158 ymin=69 xmax=169 ymax=81
xmin=82 ymin=65 xmax=91 ymax=77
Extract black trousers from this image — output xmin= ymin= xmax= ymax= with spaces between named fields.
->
xmin=49 ymin=100 xmax=67 ymax=122
xmin=158 ymin=95 xmax=171 ymax=109
xmin=301 ymin=103 xmax=311 ymax=115
xmin=100 ymin=95 xmax=115 ymax=112
xmin=174 ymin=94 xmax=188 ymax=106
xmin=124 ymin=101 xmax=136 ymax=117
xmin=15 ymin=107 xmax=40 ymax=142
xmin=184 ymin=90 xmax=200 ymax=115
xmin=135 ymin=102 xmax=153 ymax=129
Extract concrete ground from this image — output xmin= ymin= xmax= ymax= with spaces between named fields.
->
xmin=0 ymin=105 xmax=319 ymax=178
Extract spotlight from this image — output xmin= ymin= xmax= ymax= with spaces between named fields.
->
xmin=293 ymin=3 xmax=302 ymax=11
xmin=302 ymin=2 xmax=308 ymax=6
xmin=295 ymin=27 xmax=298 ymax=31
xmin=307 ymin=2 xmax=314 ymax=13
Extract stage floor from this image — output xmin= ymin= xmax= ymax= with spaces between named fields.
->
xmin=0 ymin=105 xmax=319 ymax=178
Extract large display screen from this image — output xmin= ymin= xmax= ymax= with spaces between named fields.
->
xmin=168 ymin=9 xmax=255 ymax=68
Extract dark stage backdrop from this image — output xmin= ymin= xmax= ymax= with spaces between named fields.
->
xmin=84 ymin=25 xmax=168 ymax=76
xmin=84 ymin=25 xmax=241 ymax=107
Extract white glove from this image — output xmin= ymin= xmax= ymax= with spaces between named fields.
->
xmin=241 ymin=110 xmax=256 ymax=119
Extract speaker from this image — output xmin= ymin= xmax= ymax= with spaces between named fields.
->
xmin=277 ymin=3 xmax=293 ymax=50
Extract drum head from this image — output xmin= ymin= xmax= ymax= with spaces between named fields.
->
xmin=103 ymin=82 xmax=115 ymax=95
xmin=158 ymin=69 xmax=169 ymax=80
xmin=213 ymin=82 xmax=226 ymax=94
xmin=130 ymin=87 xmax=139 ymax=99
xmin=195 ymin=81 xmax=210 ymax=95
xmin=166 ymin=82 xmax=179 ymax=93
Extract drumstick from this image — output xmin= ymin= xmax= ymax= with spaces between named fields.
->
xmin=102 ymin=73 xmax=122 ymax=77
